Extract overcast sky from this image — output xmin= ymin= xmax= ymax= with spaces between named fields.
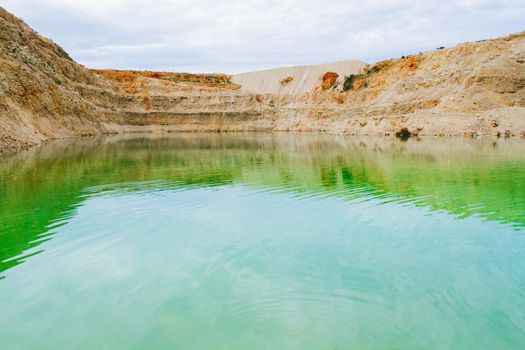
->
xmin=2 ymin=0 xmax=524 ymax=73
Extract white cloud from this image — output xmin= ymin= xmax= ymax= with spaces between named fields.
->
xmin=2 ymin=0 xmax=524 ymax=73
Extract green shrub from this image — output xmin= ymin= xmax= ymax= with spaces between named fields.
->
xmin=55 ymin=48 xmax=73 ymax=61
xmin=342 ymin=74 xmax=367 ymax=91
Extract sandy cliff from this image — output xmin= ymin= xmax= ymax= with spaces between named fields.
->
xmin=0 ymin=6 xmax=524 ymax=154
xmin=0 ymin=7 xmax=121 ymax=153
xmin=296 ymin=35 xmax=525 ymax=136
xmin=232 ymin=60 xmax=366 ymax=94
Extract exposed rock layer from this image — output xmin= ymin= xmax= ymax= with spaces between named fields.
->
xmin=0 ymin=6 xmax=524 ymax=155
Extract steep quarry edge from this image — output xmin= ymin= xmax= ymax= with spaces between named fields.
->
xmin=0 ymin=6 xmax=524 ymax=156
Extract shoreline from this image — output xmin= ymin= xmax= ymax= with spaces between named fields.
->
xmin=3 ymin=129 xmax=524 ymax=160
xmin=0 ymin=7 xmax=523 ymax=157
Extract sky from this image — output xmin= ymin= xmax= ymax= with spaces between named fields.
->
xmin=2 ymin=0 xmax=524 ymax=73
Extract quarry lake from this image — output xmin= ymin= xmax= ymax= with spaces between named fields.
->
xmin=1 ymin=133 xmax=524 ymax=349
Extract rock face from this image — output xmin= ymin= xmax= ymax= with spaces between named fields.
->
xmin=0 ymin=7 xmax=117 ymax=154
xmin=321 ymin=72 xmax=339 ymax=90
xmin=0 ymin=6 xmax=288 ymax=154
xmin=0 ymin=6 xmax=524 ymax=155
xmin=280 ymin=76 xmax=294 ymax=86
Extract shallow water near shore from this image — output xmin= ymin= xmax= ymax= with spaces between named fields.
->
xmin=1 ymin=133 xmax=524 ymax=349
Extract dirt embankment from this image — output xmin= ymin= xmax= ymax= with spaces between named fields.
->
xmin=0 ymin=6 xmax=524 ymax=155
xmin=297 ymin=35 xmax=525 ymax=136
xmin=0 ymin=5 xmax=285 ymax=155
xmin=91 ymin=70 xmax=242 ymax=90
xmin=231 ymin=60 xmax=366 ymax=94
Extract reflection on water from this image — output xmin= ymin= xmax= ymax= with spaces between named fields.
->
xmin=0 ymin=133 xmax=524 ymax=349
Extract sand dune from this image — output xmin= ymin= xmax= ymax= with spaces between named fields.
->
xmin=232 ymin=60 xmax=366 ymax=95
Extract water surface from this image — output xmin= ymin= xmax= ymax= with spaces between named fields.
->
xmin=1 ymin=134 xmax=524 ymax=349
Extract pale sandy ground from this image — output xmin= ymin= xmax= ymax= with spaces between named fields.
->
xmin=232 ymin=60 xmax=366 ymax=95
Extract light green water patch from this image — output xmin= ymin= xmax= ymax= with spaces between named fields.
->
xmin=0 ymin=134 xmax=524 ymax=348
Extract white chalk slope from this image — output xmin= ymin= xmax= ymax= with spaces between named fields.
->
xmin=232 ymin=60 xmax=366 ymax=95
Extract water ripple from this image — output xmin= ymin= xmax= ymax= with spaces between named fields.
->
xmin=1 ymin=134 xmax=525 ymax=348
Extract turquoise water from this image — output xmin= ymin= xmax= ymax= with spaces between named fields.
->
xmin=1 ymin=134 xmax=524 ymax=349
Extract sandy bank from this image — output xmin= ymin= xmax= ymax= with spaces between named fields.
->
xmin=232 ymin=60 xmax=366 ymax=95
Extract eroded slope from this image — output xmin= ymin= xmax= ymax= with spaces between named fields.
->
xmin=0 ymin=6 xmax=524 ymax=155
